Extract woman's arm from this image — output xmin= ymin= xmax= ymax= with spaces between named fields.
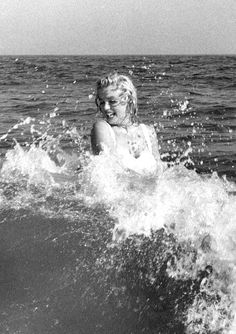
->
xmin=91 ymin=120 xmax=116 ymax=155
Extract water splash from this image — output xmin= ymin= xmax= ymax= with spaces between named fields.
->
xmin=0 ymin=116 xmax=236 ymax=333
xmin=79 ymin=148 xmax=236 ymax=333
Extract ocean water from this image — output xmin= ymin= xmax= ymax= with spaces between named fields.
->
xmin=0 ymin=55 xmax=235 ymax=334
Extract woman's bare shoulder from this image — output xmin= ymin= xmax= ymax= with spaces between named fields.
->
xmin=91 ymin=120 xmax=115 ymax=154
xmin=92 ymin=119 xmax=111 ymax=131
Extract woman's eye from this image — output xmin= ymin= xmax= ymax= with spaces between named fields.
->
xmin=109 ymin=100 xmax=118 ymax=105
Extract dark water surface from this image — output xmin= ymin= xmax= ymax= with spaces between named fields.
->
xmin=0 ymin=55 xmax=235 ymax=333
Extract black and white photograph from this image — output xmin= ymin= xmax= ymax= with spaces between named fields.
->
xmin=0 ymin=0 xmax=236 ymax=333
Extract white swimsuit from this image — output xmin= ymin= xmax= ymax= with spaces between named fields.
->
xmin=108 ymin=124 xmax=157 ymax=174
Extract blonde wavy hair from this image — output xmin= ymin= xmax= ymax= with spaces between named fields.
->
xmin=96 ymin=72 xmax=138 ymax=122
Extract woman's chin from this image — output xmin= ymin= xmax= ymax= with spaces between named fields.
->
xmin=106 ymin=117 xmax=117 ymax=125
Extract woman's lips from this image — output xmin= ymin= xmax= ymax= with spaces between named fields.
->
xmin=106 ymin=112 xmax=115 ymax=119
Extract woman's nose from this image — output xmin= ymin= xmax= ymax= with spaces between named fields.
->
xmin=104 ymin=101 xmax=110 ymax=110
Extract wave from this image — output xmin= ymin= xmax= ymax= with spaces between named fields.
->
xmin=0 ymin=120 xmax=235 ymax=332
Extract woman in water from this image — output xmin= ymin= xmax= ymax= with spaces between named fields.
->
xmin=91 ymin=72 xmax=162 ymax=174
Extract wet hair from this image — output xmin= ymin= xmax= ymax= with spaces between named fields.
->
xmin=96 ymin=72 xmax=138 ymax=122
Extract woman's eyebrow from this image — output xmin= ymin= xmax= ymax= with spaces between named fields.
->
xmin=101 ymin=96 xmax=118 ymax=100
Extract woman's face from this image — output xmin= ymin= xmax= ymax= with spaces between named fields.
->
xmin=96 ymin=86 xmax=131 ymax=126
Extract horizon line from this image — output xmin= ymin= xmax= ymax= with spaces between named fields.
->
xmin=0 ymin=53 xmax=236 ymax=57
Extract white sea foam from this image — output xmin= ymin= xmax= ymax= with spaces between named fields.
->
xmin=80 ymin=150 xmax=236 ymax=333
xmin=0 ymin=126 xmax=236 ymax=332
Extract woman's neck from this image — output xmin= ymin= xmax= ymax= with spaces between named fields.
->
xmin=110 ymin=119 xmax=139 ymax=129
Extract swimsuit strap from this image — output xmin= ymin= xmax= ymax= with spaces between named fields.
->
xmin=140 ymin=124 xmax=152 ymax=153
